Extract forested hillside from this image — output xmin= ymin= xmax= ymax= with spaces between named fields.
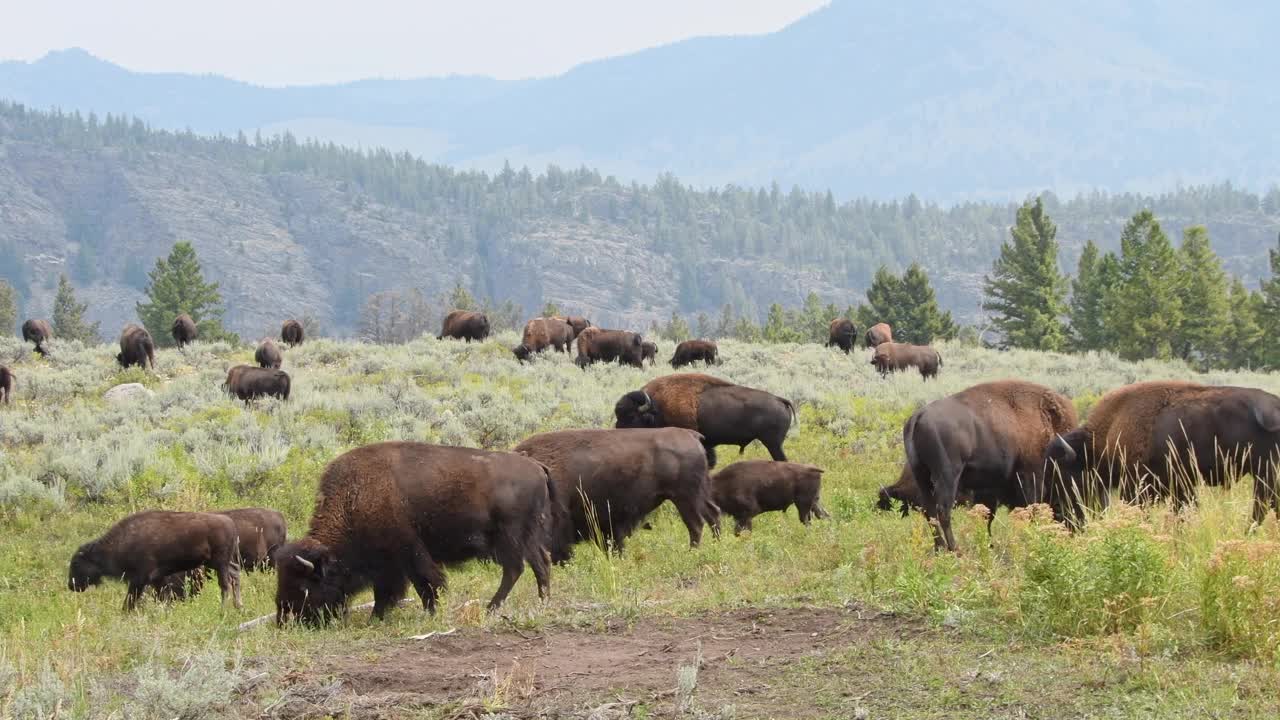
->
xmin=2 ymin=102 xmax=1279 ymax=337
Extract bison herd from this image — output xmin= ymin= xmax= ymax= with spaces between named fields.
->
xmin=7 ymin=309 xmax=1280 ymax=629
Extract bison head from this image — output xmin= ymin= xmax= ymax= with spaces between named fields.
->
xmin=614 ymin=390 xmax=662 ymax=428
xmin=512 ymin=345 xmax=532 ymax=363
xmin=67 ymin=543 xmax=105 ymax=592
xmin=274 ymin=540 xmax=347 ymax=626
xmin=1043 ymin=429 xmax=1089 ymax=499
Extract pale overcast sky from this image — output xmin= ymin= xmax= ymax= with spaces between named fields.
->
xmin=0 ymin=1 xmax=828 ymax=86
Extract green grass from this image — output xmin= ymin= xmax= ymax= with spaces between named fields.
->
xmin=2 ymin=334 xmax=1280 ymax=716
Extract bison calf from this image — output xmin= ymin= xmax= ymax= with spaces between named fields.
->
xmin=641 ymin=340 xmax=659 ymax=366
xmin=0 ymin=365 xmax=13 ymax=404
xmin=712 ymin=460 xmax=827 ymax=534
xmin=872 ymin=342 xmax=941 ymax=379
xmin=281 ymin=319 xmax=305 ymax=347
xmin=68 ymin=510 xmax=242 ymax=611
xmin=255 ymin=339 xmax=283 ymax=369
xmin=224 ymin=365 xmax=291 ymax=403
xmin=217 ymin=507 xmax=287 ymax=570
xmin=670 ymin=339 xmax=718 ymax=368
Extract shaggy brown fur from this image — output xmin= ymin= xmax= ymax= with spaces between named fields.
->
xmin=116 ymin=324 xmax=156 ymax=369
xmin=255 ymin=339 xmax=283 ymax=369
xmin=171 ymin=314 xmax=197 ymax=347
xmin=216 ymin=508 xmax=287 ymax=570
xmin=865 ymin=323 xmax=893 ymax=349
xmin=68 ymin=510 xmax=242 ymax=612
xmin=223 ymin=365 xmax=291 ymax=403
xmin=0 ymin=365 xmax=13 ymax=404
xmin=904 ymin=380 xmax=1078 ymax=551
xmin=555 ymin=316 xmax=592 ymax=338
xmin=275 ymin=442 xmax=553 ymax=624
xmin=876 ymin=464 xmax=1004 ymax=536
xmin=438 ymin=310 xmax=491 ymax=342
xmin=635 ymin=373 xmax=733 ymax=429
xmin=641 ymin=340 xmax=659 ymax=366
xmin=712 ymin=460 xmax=828 ymax=533
xmin=872 ymin=342 xmax=941 ymax=379
xmin=22 ymin=319 xmax=53 ymax=356
xmin=670 ymin=339 xmax=718 ymax=368
xmin=826 ymin=319 xmax=857 ymax=353
xmin=515 ymin=318 xmax=575 ymax=361
xmin=281 ymin=319 xmax=305 ymax=347
xmin=575 ymin=327 xmax=645 ymax=368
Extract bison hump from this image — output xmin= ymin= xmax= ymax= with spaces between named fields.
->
xmin=644 ymin=373 xmax=732 ymax=429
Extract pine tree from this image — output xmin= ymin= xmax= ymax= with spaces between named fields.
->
xmin=799 ymin=291 xmax=827 ymax=343
xmin=1173 ymin=226 xmax=1230 ymax=368
xmin=52 ymin=275 xmax=101 ymax=344
xmin=0 ymin=279 xmax=17 ymax=334
xmin=695 ymin=312 xmax=713 ymax=339
xmin=135 ymin=242 xmax=231 ymax=346
xmin=716 ymin=304 xmax=735 ymax=338
xmin=541 ymin=300 xmax=561 ymax=318
xmin=661 ymin=312 xmax=692 ymax=342
xmin=860 ymin=266 xmax=907 ymax=331
xmin=1107 ymin=211 xmax=1182 ymax=360
xmin=982 ymin=197 xmax=1068 ymax=350
xmin=762 ymin=303 xmax=800 ymax=343
xmin=448 ymin=282 xmax=477 ymax=311
xmin=898 ymin=263 xmax=957 ymax=344
xmin=1224 ymin=278 xmax=1264 ymax=369
xmin=1256 ymin=232 xmax=1280 ymax=369
xmin=1067 ymin=241 xmax=1116 ymax=351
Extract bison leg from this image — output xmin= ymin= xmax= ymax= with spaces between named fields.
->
xmin=732 ymin=516 xmax=753 ymax=535
xmin=405 ymin=541 xmax=447 ymax=613
xmin=702 ymin=498 xmax=722 ymax=539
xmin=763 ymin=439 xmax=788 ymax=463
xmin=487 ymin=543 xmax=526 ymax=613
xmin=1252 ymin=463 xmax=1279 ymax=527
xmin=371 ymin=568 xmax=409 ymax=619
xmin=124 ymin=580 xmax=147 ymax=612
xmin=703 ymin=443 xmax=719 ymax=469
xmin=214 ymin=561 xmax=242 ymax=610
xmin=527 ymin=547 xmax=551 ymax=601
xmin=673 ymin=497 xmax=708 ymax=547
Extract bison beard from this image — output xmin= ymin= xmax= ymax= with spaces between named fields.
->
xmin=274 ymin=442 xmax=553 ymax=625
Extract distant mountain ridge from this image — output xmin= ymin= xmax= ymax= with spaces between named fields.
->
xmin=3 ymin=0 xmax=1279 ymax=200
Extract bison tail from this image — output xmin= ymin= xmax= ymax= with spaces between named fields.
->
xmin=781 ymin=398 xmax=797 ymax=426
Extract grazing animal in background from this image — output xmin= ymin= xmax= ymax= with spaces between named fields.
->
xmin=255 ymin=339 xmax=283 ymax=369
xmin=712 ymin=460 xmax=828 ymax=534
xmin=437 ymin=310 xmax=490 ymax=342
xmin=865 ymin=323 xmax=893 ymax=349
xmin=615 ymin=373 xmax=796 ymax=468
xmin=670 ymin=339 xmax=719 ymax=368
xmin=903 ymin=380 xmax=1078 ymax=551
xmin=1044 ymin=381 xmax=1280 ymax=527
xmin=575 ymin=327 xmax=645 ymax=369
xmin=280 ymin=319 xmax=305 ymax=347
xmin=223 ymin=365 xmax=291 ymax=403
xmin=116 ymin=324 xmax=156 ymax=369
xmin=555 ymin=316 xmax=592 ymax=339
xmin=274 ymin=441 xmax=554 ymax=624
xmin=513 ymin=317 xmax=575 ymax=362
xmin=875 ymin=464 xmax=1003 ymax=537
xmin=67 ymin=510 xmax=242 ymax=612
xmin=514 ymin=428 xmax=719 ymax=561
xmin=0 ymin=365 xmax=13 ymax=404
xmin=640 ymin=340 xmax=659 ymax=366
xmin=22 ymin=319 xmax=52 ymax=356
xmin=872 ymin=342 xmax=941 ymax=379
xmin=826 ymin=319 xmax=857 ymax=353
xmin=216 ymin=508 xmax=287 ymax=571
xmin=171 ymin=314 xmax=197 ymax=347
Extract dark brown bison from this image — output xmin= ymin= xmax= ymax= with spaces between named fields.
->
xmin=555 ymin=316 xmax=592 ymax=338
xmin=865 ymin=323 xmax=893 ymax=349
xmin=712 ymin=460 xmax=828 ymax=534
xmin=171 ymin=314 xmax=197 ymax=347
xmin=670 ymin=339 xmax=718 ymax=368
xmin=641 ymin=340 xmax=659 ymax=366
xmin=872 ymin=342 xmax=941 ymax=379
xmin=67 ymin=510 xmax=242 ymax=612
xmin=437 ymin=310 xmax=490 ymax=342
xmin=1044 ymin=381 xmax=1280 ymax=527
xmin=274 ymin=442 xmax=553 ymax=624
xmin=255 ymin=339 xmax=283 ymax=369
xmin=903 ymin=380 xmax=1077 ymax=551
xmin=615 ymin=373 xmax=796 ymax=468
xmin=514 ymin=428 xmax=719 ymax=561
xmin=575 ymin=327 xmax=645 ymax=368
xmin=22 ymin=319 xmax=52 ymax=356
xmin=116 ymin=324 xmax=156 ymax=369
xmin=875 ymin=464 xmax=1003 ymax=537
xmin=826 ymin=319 xmax=857 ymax=353
xmin=217 ymin=508 xmax=287 ymax=571
xmin=223 ymin=365 xmax=291 ymax=403
xmin=513 ymin=317 xmax=575 ymax=362
xmin=281 ymin=319 xmax=305 ymax=347
xmin=0 ymin=365 xmax=12 ymax=404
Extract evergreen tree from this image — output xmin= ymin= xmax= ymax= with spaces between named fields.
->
xmin=135 ymin=242 xmax=231 ymax=346
xmin=762 ymin=303 xmax=800 ymax=343
xmin=448 ymin=281 xmax=477 ymax=311
xmin=799 ymin=291 xmax=828 ymax=343
xmin=1067 ymin=241 xmax=1115 ymax=351
xmin=982 ymin=197 xmax=1068 ymax=350
xmin=898 ymin=263 xmax=957 ymax=344
xmin=1224 ymin=278 xmax=1264 ymax=369
xmin=541 ymin=300 xmax=561 ymax=318
xmin=732 ymin=314 xmax=762 ymax=342
xmin=716 ymin=304 xmax=735 ymax=338
xmin=1107 ymin=211 xmax=1182 ymax=361
xmin=52 ymin=275 xmax=101 ymax=343
xmin=661 ymin=312 xmax=692 ymax=342
xmin=1173 ymin=226 xmax=1230 ymax=368
xmin=860 ymin=266 xmax=908 ymax=331
xmin=1259 ymin=233 xmax=1280 ymax=369
xmin=695 ymin=312 xmax=713 ymax=339
xmin=0 ymin=279 xmax=17 ymax=334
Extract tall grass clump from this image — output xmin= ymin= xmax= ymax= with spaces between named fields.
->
xmin=1200 ymin=540 xmax=1280 ymax=661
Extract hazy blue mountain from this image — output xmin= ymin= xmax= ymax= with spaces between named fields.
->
xmin=3 ymin=0 xmax=1277 ymax=200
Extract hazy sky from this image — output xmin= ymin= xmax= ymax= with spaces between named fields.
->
xmin=0 ymin=1 xmax=828 ymax=86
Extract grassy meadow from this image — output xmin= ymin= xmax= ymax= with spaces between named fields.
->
xmin=2 ymin=334 xmax=1280 ymax=718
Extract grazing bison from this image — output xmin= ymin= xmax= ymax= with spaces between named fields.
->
xmin=641 ymin=340 xmax=659 ymax=366
xmin=116 ymin=324 xmax=156 ymax=369
xmin=281 ymin=319 xmax=305 ymax=347
xmin=514 ymin=428 xmax=719 ymax=561
xmin=826 ymin=319 xmax=857 ymax=353
xmin=872 ymin=342 xmax=941 ymax=379
xmin=904 ymin=380 xmax=1077 ymax=551
xmin=255 ymin=339 xmax=283 ymax=369
xmin=217 ymin=508 xmax=287 ymax=571
xmin=575 ymin=327 xmax=645 ymax=369
xmin=171 ymin=314 xmax=197 ymax=347
xmin=875 ymin=464 xmax=1003 ymax=537
xmin=712 ymin=460 xmax=828 ymax=534
xmin=615 ymin=373 xmax=795 ymax=468
xmin=22 ymin=319 xmax=52 ymax=356
xmin=556 ymin=316 xmax=592 ymax=339
xmin=67 ymin=510 xmax=242 ymax=612
xmin=274 ymin=442 xmax=553 ymax=624
xmin=223 ymin=365 xmax=291 ymax=403
xmin=865 ymin=323 xmax=893 ymax=349
xmin=513 ymin=317 xmax=575 ymax=362
xmin=670 ymin=339 xmax=718 ymax=368
xmin=0 ymin=365 xmax=12 ymax=404
xmin=437 ymin=310 xmax=490 ymax=342
xmin=1044 ymin=381 xmax=1280 ymax=527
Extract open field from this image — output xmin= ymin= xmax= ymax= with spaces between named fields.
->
xmin=2 ymin=335 xmax=1280 ymax=718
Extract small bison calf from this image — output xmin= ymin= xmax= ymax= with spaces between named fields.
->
xmin=711 ymin=460 xmax=828 ymax=534
xmin=68 ymin=510 xmax=243 ymax=612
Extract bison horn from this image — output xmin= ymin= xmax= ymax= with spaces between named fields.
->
xmin=638 ymin=391 xmax=652 ymax=412
xmin=1052 ymin=434 xmax=1077 ymax=464
xmin=295 ymin=555 xmax=315 ymax=571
